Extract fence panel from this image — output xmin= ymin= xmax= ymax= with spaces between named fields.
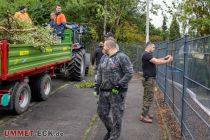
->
xmin=166 ymin=38 xmax=185 ymax=124
xmin=119 ymin=43 xmax=144 ymax=72
xmin=155 ymin=36 xmax=210 ymax=140
xmin=181 ymin=36 xmax=210 ymax=140
xmin=85 ymin=42 xmax=144 ymax=72
xmin=155 ymin=42 xmax=167 ymax=93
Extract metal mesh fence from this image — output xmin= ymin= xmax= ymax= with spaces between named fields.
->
xmin=118 ymin=43 xmax=144 ymax=72
xmin=85 ymin=42 xmax=144 ymax=72
xmin=155 ymin=36 xmax=210 ymax=140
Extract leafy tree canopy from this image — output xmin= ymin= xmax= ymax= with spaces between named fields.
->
xmin=0 ymin=0 xmax=163 ymax=43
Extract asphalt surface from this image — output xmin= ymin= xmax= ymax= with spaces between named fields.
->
xmin=0 ymin=76 xmax=97 ymax=140
xmin=0 ymin=75 xmax=160 ymax=140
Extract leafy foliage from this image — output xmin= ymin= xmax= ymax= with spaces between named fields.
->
xmin=49 ymin=0 xmax=162 ymax=42
xmin=161 ymin=16 xmax=168 ymax=40
xmin=0 ymin=12 xmax=56 ymax=50
xmin=74 ymin=80 xmax=95 ymax=88
xmin=0 ymin=0 xmax=58 ymax=49
xmin=163 ymin=0 xmax=210 ymax=37
xmin=179 ymin=0 xmax=210 ymax=37
xmin=0 ymin=0 xmax=163 ymax=43
xmin=11 ymin=26 xmax=57 ymax=51
xmin=169 ymin=16 xmax=181 ymax=41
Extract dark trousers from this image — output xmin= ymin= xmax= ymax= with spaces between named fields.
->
xmin=97 ymin=90 xmax=127 ymax=140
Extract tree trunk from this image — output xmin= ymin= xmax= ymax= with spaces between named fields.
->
xmin=103 ymin=0 xmax=107 ymax=35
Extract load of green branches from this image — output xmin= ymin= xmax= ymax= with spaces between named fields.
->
xmin=0 ymin=12 xmax=57 ymax=51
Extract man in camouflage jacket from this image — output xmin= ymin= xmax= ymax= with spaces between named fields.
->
xmin=95 ymin=39 xmax=133 ymax=140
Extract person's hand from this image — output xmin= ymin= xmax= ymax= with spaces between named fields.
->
xmin=93 ymin=85 xmax=100 ymax=97
xmin=112 ymin=88 xmax=119 ymax=95
xmin=166 ymin=55 xmax=171 ymax=58
xmin=93 ymin=91 xmax=98 ymax=97
xmin=169 ymin=56 xmax=173 ymax=62
xmin=112 ymin=84 xmax=123 ymax=95
xmin=66 ymin=24 xmax=72 ymax=29
xmin=164 ymin=55 xmax=171 ymax=60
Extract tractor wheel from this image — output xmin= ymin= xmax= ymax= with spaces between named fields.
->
xmin=66 ymin=49 xmax=86 ymax=81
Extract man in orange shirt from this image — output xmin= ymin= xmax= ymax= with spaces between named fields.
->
xmin=14 ymin=6 xmax=32 ymax=24
xmin=54 ymin=5 xmax=71 ymax=39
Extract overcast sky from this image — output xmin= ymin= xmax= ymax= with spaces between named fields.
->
xmin=150 ymin=0 xmax=173 ymax=28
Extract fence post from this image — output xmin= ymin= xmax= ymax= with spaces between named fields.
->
xmin=171 ymin=42 xmax=175 ymax=112
xmin=156 ymin=43 xmax=159 ymax=86
xmin=136 ymin=45 xmax=139 ymax=71
xmin=164 ymin=41 xmax=169 ymax=102
xmin=181 ymin=35 xmax=189 ymax=137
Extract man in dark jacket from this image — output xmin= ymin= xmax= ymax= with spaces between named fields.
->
xmin=95 ymin=38 xmax=133 ymax=140
xmin=104 ymin=32 xmax=119 ymax=50
xmin=92 ymin=42 xmax=104 ymax=70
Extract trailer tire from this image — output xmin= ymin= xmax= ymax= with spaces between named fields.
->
xmin=67 ymin=49 xmax=86 ymax=81
xmin=31 ymin=74 xmax=52 ymax=101
xmin=13 ymin=82 xmax=31 ymax=114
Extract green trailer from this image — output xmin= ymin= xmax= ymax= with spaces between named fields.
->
xmin=0 ymin=28 xmax=89 ymax=114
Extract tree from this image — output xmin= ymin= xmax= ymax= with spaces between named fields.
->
xmin=103 ymin=0 xmax=107 ymax=35
xmin=164 ymin=0 xmax=210 ymax=37
xmin=169 ymin=16 xmax=181 ymax=41
xmin=0 ymin=0 xmax=163 ymax=43
xmin=161 ymin=15 xmax=168 ymax=41
xmin=178 ymin=0 xmax=210 ymax=37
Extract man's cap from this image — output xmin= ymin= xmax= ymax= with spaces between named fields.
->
xmin=19 ymin=6 xmax=26 ymax=11
xmin=105 ymin=37 xmax=116 ymax=42
xmin=104 ymin=32 xmax=114 ymax=38
xmin=99 ymin=42 xmax=104 ymax=47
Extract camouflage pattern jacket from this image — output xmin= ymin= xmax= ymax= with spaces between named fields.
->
xmin=96 ymin=51 xmax=133 ymax=90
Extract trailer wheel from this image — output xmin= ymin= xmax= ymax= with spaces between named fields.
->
xmin=13 ymin=82 xmax=31 ymax=114
xmin=66 ymin=49 xmax=86 ymax=81
xmin=31 ymin=74 xmax=52 ymax=101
